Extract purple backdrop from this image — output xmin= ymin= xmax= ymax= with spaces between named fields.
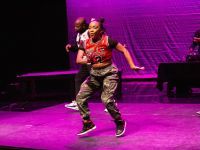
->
xmin=66 ymin=0 xmax=200 ymax=78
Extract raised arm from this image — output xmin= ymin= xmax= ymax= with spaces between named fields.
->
xmin=115 ymin=43 xmax=144 ymax=70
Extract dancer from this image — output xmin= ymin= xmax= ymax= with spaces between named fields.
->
xmin=189 ymin=29 xmax=200 ymax=116
xmin=76 ymin=18 xmax=144 ymax=137
xmin=65 ymin=17 xmax=90 ymax=111
xmin=188 ymin=29 xmax=200 ymax=54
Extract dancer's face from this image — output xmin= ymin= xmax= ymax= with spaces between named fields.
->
xmin=74 ymin=19 xmax=84 ymax=33
xmin=88 ymin=21 xmax=101 ymax=39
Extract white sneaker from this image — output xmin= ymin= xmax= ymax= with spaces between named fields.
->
xmin=65 ymin=100 xmax=77 ymax=107
xmin=65 ymin=100 xmax=79 ymax=111
xmin=68 ymin=106 xmax=79 ymax=111
xmin=104 ymin=108 xmax=108 ymax=113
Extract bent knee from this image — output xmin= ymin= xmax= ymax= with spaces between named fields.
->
xmin=101 ymin=97 xmax=114 ymax=106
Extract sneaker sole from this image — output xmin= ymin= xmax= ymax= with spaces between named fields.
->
xmin=116 ymin=121 xmax=126 ymax=137
xmin=65 ymin=104 xmax=77 ymax=108
xmin=104 ymin=109 xmax=108 ymax=113
xmin=77 ymin=126 xmax=96 ymax=136
xmin=64 ymin=102 xmax=77 ymax=108
xmin=66 ymin=106 xmax=79 ymax=111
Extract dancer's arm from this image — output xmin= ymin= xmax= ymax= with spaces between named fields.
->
xmin=115 ymin=43 xmax=144 ymax=70
xmin=76 ymin=50 xmax=87 ymax=64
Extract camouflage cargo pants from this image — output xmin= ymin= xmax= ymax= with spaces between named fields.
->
xmin=76 ymin=64 xmax=122 ymax=121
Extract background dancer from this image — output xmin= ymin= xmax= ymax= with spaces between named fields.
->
xmin=65 ymin=17 xmax=90 ymax=111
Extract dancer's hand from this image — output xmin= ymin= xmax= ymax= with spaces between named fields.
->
xmin=65 ymin=44 xmax=72 ymax=52
xmin=131 ymin=66 xmax=145 ymax=71
xmin=193 ymin=37 xmax=200 ymax=43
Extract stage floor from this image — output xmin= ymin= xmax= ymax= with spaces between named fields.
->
xmin=0 ymin=102 xmax=200 ymax=149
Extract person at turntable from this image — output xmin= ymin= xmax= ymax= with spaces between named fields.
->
xmin=189 ymin=29 xmax=200 ymax=54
